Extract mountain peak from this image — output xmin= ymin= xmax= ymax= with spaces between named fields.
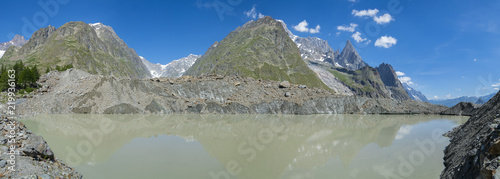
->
xmin=185 ymin=17 xmax=329 ymax=90
xmin=343 ymin=40 xmax=355 ymax=52
xmin=375 ymin=63 xmax=411 ymax=100
xmin=346 ymin=40 xmax=353 ymax=46
xmin=338 ymin=40 xmax=366 ymax=70
xmin=7 ymin=34 xmax=27 ymax=47
xmin=12 ymin=34 xmax=25 ymax=42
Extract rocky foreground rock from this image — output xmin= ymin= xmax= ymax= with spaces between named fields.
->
xmin=17 ymin=69 xmax=446 ymax=116
xmin=0 ymin=116 xmax=82 ymax=178
xmin=441 ymin=91 xmax=500 ymax=178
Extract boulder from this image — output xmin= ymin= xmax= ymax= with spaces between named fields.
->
xmin=279 ymin=81 xmax=291 ymax=88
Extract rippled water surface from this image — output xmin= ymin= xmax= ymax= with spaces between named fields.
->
xmin=20 ymin=114 xmax=468 ymax=179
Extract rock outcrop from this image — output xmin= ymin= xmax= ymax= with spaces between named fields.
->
xmin=441 ymin=91 xmax=500 ymax=178
xmin=17 ymin=69 xmax=446 ymax=116
xmin=375 ymin=63 xmax=411 ymax=100
xmin=440 ymin=102 xmax=481 ymax=116
xmin=0 ymin=116 xmax=82 ymax=178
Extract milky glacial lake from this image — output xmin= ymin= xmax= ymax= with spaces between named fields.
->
xmin=20 ymin=114 xmax=468 ymax=179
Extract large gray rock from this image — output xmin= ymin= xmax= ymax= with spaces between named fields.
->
xmin=441 ymin=91 xmax=500 ymax=178
xmin=0 ymin=117 xmax=82 ymax=178
xmin=22 ymin=135 xmax=54 ymax=160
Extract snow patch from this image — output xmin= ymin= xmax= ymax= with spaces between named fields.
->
xmin=335 ymin=62 xmax=342 ymax=67
xmin=0 ymin=50 xmax=5 ymax=58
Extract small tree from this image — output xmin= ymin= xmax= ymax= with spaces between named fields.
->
xmin=19 ymin=68 xmax=32 ymax=88
xmin=45 ymin=66 xmax=51 ymax=73
xmin=0 ymin=70 xmax=8 ymax=91
xmin=31 ymin=65 xmax=40 ymax=83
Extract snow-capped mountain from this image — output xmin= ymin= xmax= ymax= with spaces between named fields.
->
xmin=141 ymin=54 xmax=201 ymax=78
xmin=0 ymin=34 xmax=27 ymax=58
xmin=277 ymin=20 xmax=367 ymax=71
xmin=402 ymin=83 xmax=429 ymax=102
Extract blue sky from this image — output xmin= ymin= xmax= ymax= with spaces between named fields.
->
xmin=1 ymin=0 xmax=499 ymax=99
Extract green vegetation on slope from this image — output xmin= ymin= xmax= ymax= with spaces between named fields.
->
xmin=0 ymin=21 xmax=150 ymax=78
xmin=328 ymin=67 xmax=390 ymax=98
xmin=0 ymin=60 xmax=41 ymax=93
xmin=185 ymin=16 xmax=329 ymax=90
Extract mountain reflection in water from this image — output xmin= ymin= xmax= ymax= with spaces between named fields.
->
xmin=20 ymin=114 xmax=468 ymax=179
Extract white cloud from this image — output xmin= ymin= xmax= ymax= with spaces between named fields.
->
xmin=258 ymin=13 xmax=265 ymax=19
xmin=433 ymin=96 xmax=439 ymax=99
xmin=456 ymin=88 xmax=462 ymax=91
xmin=397 ymin=71 xmax=416 ymax=86
xmin=474 ymin=58 xmax=477 ymax=62
xmin=495 ymin=88 xmax=499 ymax=91
xmin=293 ymin=20 xmax=321 ymax=34
xmin=309 ymin=25 xmax=321 ymax=33
xmin=348 ymin=0 xmax=358 ymax=2
xmin=492 ymin=81 xmax=500 ymax=87
xmin=373 ymin=13 xmax=394 ymax=24
xmin=375 ymin=36 xmax=397 ymax=48
xmin=352 ymin=9 xmax=379 ymax=17
xmin=337 ymin=23 xmax=358 ymax=32
xmin=446 ymin=94 xmax=452 ymax=98
xmin=399 ymin=76 xmax=413 ymax=85
xmin=351 ymin=32 xmax=369 ymax=43
xmin=244 ymin=5 xmax=264 ymax=19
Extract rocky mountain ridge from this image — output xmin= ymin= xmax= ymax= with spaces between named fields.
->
xmin=185 ymin=16 xmax=329 ymax=90
xmin=402 ymin=83 xmax=430 ymax=102
xmin=0 ymin=22 xmax=150 ymax=78
xmin=277 ymin=20 xmax=367 ymax=71
xmin=277 ymin=19 xmax=410 ymax=100
xmin=430 ymin=93 xmax=496 ymax=107
xmin=141 ymin=54 xmax=200 ymax=78
xmin=0 ymin=35 xmax=27 ymax=58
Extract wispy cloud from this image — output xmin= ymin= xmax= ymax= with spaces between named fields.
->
xmin=293 ymin=20 xmax=321 ymax=34
xmin=244 ymin=5 xmax=264 ymax=19
xmin=351 ymin=32 xmax=370 ymax=43
xmin=348 ymin=0 xmax=358 ymax=2
xmin=352 ymin=9 xmax=379 ymax=17
xmin=492 ymin=79 xmax=500 ymax=87
xmin=375 ymin=36 xmax=397 ymax=48
xmin=337 ymin=23 xmax=358 ymax=32
xmin=195 ymin=0 xmax=214 ymax=9
xmin=352 ymin=9 xmax=395 ymax=25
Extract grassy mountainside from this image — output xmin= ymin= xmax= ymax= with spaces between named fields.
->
xmin=0 ymin=22 xmax=150 ymax=78
xmin=327 ymin=66 xmax=392 ymax=98
xmin=185 ymin=16 xmax=329 ymax=90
